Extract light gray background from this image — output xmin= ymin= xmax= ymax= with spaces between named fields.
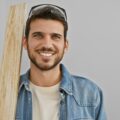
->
xmin=0 ymin=0 xmax=120 ymax=120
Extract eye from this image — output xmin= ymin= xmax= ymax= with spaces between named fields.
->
xmin=32 ymin=32 xmax=43 ymax=40
xmin=52 ymin=34 xmax=62 ymax=41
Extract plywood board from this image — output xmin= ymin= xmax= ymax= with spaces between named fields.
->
xmin=0 ymin=3 xmax=26 ymax=120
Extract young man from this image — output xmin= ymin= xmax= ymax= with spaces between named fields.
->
xmin=16 ymin=4 xmax=107 ymax=120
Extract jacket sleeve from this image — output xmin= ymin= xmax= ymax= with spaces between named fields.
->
xmin=95 ymin=87 xmax=107 ymax=120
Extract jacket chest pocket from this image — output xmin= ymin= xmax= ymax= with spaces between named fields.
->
xmin=72 ymin=103 xmax=95 ymax=120
xmin=74 ymin=118 xmax=94 ymax=120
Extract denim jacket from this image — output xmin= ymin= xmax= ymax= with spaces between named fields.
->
xmin=16 ymin=64 xmax=107 ymax=120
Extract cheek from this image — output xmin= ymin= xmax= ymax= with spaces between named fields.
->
xmin=28 ymin=40 xmax=38 ymax=49
xmin=58 ymin=44 xmax=66 ymax=52
xmin=28 ymin=43 xmax=35 ymax=49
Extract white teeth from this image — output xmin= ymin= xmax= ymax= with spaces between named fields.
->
xmin=40 ymin=53 xmax=52 ymax=57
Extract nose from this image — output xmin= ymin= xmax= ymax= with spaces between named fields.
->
xmin=42 ymin=35 xmax=53 ymax=47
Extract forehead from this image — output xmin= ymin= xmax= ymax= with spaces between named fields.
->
xmin=29 ymin=19 xmax=64 ymax=35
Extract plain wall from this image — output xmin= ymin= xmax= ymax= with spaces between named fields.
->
xmin=0 ymin=0 xmax=120 ymax=120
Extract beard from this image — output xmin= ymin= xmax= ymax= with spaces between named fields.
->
xmin=27 ymin=45 xmax=65 ymax=71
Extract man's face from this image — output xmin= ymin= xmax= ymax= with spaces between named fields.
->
xmin=23 ymin=19 xmax=68 ymax=71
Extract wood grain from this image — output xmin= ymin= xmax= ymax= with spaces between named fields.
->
xmin=0 ymin=3 xmax=26 ymax=120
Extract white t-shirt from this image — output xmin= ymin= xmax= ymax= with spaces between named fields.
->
xmin=30 ymin=81 xmax=61 ymax=120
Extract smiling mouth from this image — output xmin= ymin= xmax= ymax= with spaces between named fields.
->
xmin=37 ymin=50 xmax=56 ymax=57
xmin=40 ymin=52 xmax=53 ymax=57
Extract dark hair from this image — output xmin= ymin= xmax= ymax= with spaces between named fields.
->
xmin=25 ymin=5 xmax=68 ymax=39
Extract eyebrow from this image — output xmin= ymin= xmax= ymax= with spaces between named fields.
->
xmin=51 ymin=33 xmax=62 ymax=37
xmin=32 ymin=32 xmax=43 ymax=36
xmin=32 ymin=32 xmax=62 ymax=37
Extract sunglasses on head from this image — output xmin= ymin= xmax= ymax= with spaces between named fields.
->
xmin=28 ymin=4 xmax=67 ymax=21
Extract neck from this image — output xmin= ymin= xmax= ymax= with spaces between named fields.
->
xmin=30 ymin=63 xmax=62 ymax=87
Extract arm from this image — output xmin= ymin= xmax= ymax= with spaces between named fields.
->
xmin=95 ymin=88 xmax=107 ymax=120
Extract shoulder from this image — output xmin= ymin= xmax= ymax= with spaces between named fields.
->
xmin=71 ymin=75 xmax=102 ymax=92
xmin=71 ymin=75 xmax=103 ymax=105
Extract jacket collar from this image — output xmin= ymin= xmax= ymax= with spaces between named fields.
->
xmin=59 ymin=64 xmax=73 ymax=95
xmin=19 ymin=64 xmax=73 ymax=95
xmin=19 ymin=70 xmax=31 ymax=92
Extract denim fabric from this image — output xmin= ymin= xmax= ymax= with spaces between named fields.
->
xmin=16 ymin=64 xmax=107 ymax=120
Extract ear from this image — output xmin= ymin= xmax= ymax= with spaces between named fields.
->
xmin=64 ymin=39 xmax=69 ymax=52
xmin=22 ymin=36 xmax=27 ymax=49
